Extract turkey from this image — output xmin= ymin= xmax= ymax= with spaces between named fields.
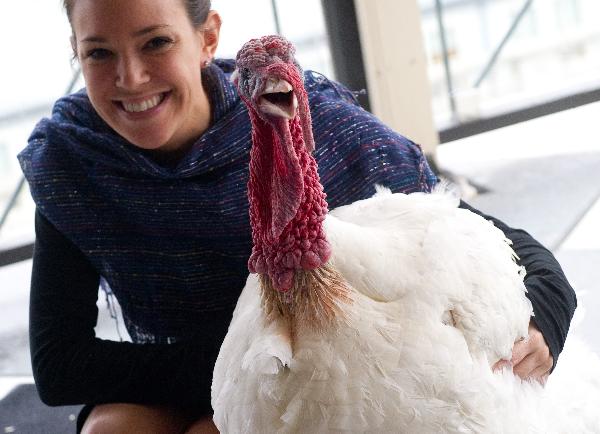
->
xmin=211 ymin=35 xmax=600 ymax=433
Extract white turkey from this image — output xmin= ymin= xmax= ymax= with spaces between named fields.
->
xmin=211 ymin=35 xmax=600 ymax=433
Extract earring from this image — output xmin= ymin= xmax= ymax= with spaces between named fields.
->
xmin=202 ymin=58 xmax=212 ymax=68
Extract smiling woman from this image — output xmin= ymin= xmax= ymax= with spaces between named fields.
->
xmin=65 ymin=0 xmax=220 ymax=157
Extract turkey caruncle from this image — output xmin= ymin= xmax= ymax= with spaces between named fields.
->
xmin=211 ymin=35 xmax=600 ymax=433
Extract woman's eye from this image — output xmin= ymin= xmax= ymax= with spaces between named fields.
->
xmin=145 ymin=37 xmax=173 ymax=51
xmin=86 ymin=48 xmax=112 ymax=61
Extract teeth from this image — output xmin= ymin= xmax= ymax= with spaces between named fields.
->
xmin=122 ymin=94 xmax=163 ymax=113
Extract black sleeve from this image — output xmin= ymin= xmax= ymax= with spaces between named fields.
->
xmin=30 ymin=209 xmax=219 ymax=413
xmin=459 ymin=201 xmax=576 ymax=370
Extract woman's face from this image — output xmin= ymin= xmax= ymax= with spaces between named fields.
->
xmin=71 ymin=0 xmax=220 ymax=153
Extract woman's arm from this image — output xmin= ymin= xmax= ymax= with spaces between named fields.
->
xmin=459 ymin=201 xmax=577 ymax=372
xmin=30 ymin=210 xmax=218 ymax=413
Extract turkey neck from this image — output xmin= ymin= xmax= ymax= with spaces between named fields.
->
xmin=245 ymin=96 xmax=351 ymax=333
xmin=246 ymin=95 xmax=331 ymax=291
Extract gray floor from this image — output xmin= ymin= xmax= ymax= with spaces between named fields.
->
xmin=1 ymin=100 xmax=599 ymax=432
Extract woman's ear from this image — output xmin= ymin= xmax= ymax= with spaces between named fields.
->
xmin=200 ymin=11 xmax=222 ymax=63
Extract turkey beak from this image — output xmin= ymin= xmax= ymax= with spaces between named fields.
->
xmin=258 ymin=78 xmax=298 ymax=119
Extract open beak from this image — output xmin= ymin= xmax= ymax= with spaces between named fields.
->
xmin=258 ymin=78 xmax=298 ymax=120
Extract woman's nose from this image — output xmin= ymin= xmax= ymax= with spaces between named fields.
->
xmin=115 ymin=55 xmax=150 ymax=89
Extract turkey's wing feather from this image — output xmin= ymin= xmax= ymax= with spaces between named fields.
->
xmin=326 ymin=188 xmax=532 ymax=362
xmin=212 ymin=275 xmax=293 ymax=431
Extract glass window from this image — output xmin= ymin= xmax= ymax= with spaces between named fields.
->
xmin=418 ymin=0 xmax=600 ymax=128
xmin=212 ymin=0 xmax=334 ymax=77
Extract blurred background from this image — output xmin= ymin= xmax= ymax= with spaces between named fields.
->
xmin=1 ymin=0 xmax=599 ymax=429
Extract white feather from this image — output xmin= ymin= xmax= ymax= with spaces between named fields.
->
xmin=212 ymin=188 xmax=600 ymax=433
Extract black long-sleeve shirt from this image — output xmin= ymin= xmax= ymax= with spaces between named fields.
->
xmin=29 ymin=202 xmax=577 ymax=411
xmin=30 ymin=209 xmax=219 ymax=413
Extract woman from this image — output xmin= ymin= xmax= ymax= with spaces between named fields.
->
xmin=19 ymin=0 xmax=575 ymax=432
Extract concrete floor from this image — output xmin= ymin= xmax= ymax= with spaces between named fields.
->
xmin=0 ymin=100 xmax=599 ymax=403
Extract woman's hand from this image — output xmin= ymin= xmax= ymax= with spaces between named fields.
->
xmin=493 ymin=320 xmax=553 ymax=384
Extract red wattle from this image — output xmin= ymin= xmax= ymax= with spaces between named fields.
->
xmin=247 ymin=110 xmax=330 ymax=291
xmin=269 ymin=118 xmax=304 ymax=240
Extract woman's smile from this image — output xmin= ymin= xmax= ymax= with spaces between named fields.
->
xmin=118 ymin=92 xmax=167 ymax=113
xmin=114 ymin=91 xmax=171 ymax=119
